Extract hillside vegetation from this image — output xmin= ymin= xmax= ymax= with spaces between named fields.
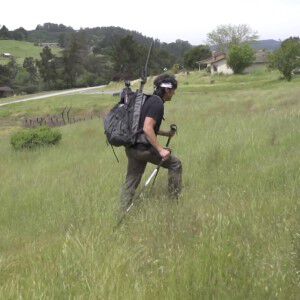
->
xmin=0 ymin=40 xmax=61 ymax=65
xmin=0 ymin=71 xmax=299 ymax=298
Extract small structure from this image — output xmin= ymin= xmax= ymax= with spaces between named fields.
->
xmin=2 ymin=53 xmax=12 ymax=58
xmin=244 ymin=49 xmax=269 ymax=73
xmin=197 ymin=52 xmax=233 ymax=75
xmin=0 ymin=86 xmax=14 ymax=98
xmin=197 ymin=49 xmax=270 ymax=75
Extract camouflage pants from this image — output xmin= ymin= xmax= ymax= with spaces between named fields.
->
xmin=120 ymin=146 xmax=182 ymax=211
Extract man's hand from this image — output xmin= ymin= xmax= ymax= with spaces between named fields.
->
xmin=159 ymin=148 xmax=171 ymax=161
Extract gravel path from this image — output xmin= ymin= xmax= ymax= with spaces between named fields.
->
xmin=0 ymin=85 xmax=116 ymax=107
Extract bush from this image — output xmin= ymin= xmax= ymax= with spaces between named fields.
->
xmin=11 ymin=126 xmax=62 ymax=150
xmin=171 ymin=64 xmax=180 ymax=74
xmin=227 ymin=44 xmax=255 ymax=74
xmin=15 ymin=84 xmax=39 ymax=94
xmin=183 ymin=45 xmax=211 ymax=70
xmin=268 ymin=37 xmax=300 ymax=81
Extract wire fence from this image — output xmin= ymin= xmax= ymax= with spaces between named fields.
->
xmin=23 ymin=107 xmax=106 ymax=128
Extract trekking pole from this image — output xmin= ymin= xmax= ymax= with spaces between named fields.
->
xmin=139 ymin=40 xmax=154 ymax=92
xmin=113 ymin=124 xmax=177 ymax=230
xmin=151 ymin=124 xmax=177 ymax=187
xmin=114 ymin=160 xmax=164 ymax=230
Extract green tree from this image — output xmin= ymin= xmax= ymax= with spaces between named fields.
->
xmin=0 ymin=65 xmax=11 ymax=85
xmin=111 ymin=35 xmax=144 ymax=80
xmin=14 ymin=68 xmax=39 ymax=94
xmin=162 ymin=39 xmax=192 ymax=64
xmin=227 ymin=44 xmax=255 ymax=74
xmin=62 ymin=32 xmax=88 ymax=87
xmin=184 ymin=45 xmax=211 ymax=69
xmin=207 ymin=24 xmax=258 ymax=53
xmin=83 ymin=54 xmax=112 ymax=84
xmin=7 ymin=58 xmax=19 ymax=81
xmin=23 ymin=57 xmax=38 ymax=83
xmin=36 ymin=47 xmax=58 ymax=88
xmin=11 ymin=27 xmax=28 ymax=40
xmin=58 ymin=33 xmax=67 ymax=48
xmin=281 ymin=36 xmax=300 ymax=47
xmin=149 ymin=47 xmax=176 ymax=75
xmin=0 ymin=25 xmax=10 ymax=39
xmin=269 ymin=37 xmax=300 ymax=81
xmin=0 ymin=58 xmax=19 ymax=86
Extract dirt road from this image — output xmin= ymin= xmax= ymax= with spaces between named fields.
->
xmin=0 ymin=85 xmax=109 ymax=107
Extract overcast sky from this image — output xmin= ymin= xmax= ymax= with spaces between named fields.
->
xmin=1 ymin=0 xmax=299 ymax=44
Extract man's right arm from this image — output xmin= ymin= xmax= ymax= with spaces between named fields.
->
xmin=143 ymin=117 xmax=170 ymax=160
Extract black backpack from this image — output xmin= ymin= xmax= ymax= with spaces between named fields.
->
xmin=104 ymin=91 xmax=149 ymax=147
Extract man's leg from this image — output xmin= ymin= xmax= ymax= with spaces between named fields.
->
xmin=165 ymin=156 xmax=182 ymax=199
xmin=134 ymin=148 xmax=182 ymax=199
xmin=120 ymin=148 xmax=147 ymax=211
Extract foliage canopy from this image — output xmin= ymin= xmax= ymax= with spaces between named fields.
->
xmin=10 ymin=127 xmax=62 ymax=150
xmin=184 ymin=45 xmax=211 ymax=70
xmin=207 ymin=24 xmax=258 ymax=53
xmin=227 ymin=44 xmax=255 ymax=74
xmin=268 ymin=37 xmax=300 ymax=81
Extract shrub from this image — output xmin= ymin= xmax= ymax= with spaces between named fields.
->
xmin=183 ymin=45 xmax=211 ymax=70
xmin=268 ymin=37 xmax=300 ymax=81
xmin=227 ymin=44 xmax=255 ymax=74
xmin=15 ymin=84 xmax=39 ymax=94
xmin=171 ymin=64 xmax=180 ymax=74
xmin=11 ymin=126 xmax=62 ymax=150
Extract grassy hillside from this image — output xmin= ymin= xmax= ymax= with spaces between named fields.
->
xmin=0 ymin=71 xmax=299 ymax=298
xmin=0 ymin=40 xmax=61 ymax=65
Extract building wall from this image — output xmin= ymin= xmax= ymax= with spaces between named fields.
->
xmin=208 ymin=58 xmax=267 ymax=75
xmin=212 ymin=60 xmax=233 ymax=75
xmin=244 ymin=64 xmax=267 ymax=74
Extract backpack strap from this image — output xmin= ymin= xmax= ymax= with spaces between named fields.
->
xmin=131 ymin=92 xmax=147 ymax=135
xmin=134 ymin=94 xmax=163 ymax=145
xmin=106 ymin=139 xmax=119 ymax=163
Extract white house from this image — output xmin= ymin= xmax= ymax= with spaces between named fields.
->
xmin=2 ymin=53 xmax=12 ymax=58
xmin=197 ymin=50 xmax=269 ymax=75
xmin=197 ymin=53 xmax=233 ymax=75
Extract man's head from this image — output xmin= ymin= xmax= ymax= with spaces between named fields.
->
xmin=153 ymin=74 xmax=178 ymax=101
xmin=124 ymin=80 xmax=131 ymax=87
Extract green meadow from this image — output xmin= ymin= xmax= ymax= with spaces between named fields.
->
xmin=0 ymin=71 xmax=299 ymax=299
xmin=0 ymin=40 xmax=61 ymax=65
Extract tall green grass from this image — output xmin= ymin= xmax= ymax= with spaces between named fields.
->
xmin=0 ymin=72 xmax=299 ymax=298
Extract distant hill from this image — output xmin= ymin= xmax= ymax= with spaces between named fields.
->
xmin=1 ymin=23 xmax=283 ymax=65
xmin=25 ymin=23 xmax=193 ymax=63
xmin=250 ymin=39 xmax=281 ymax=51
xmin=27 ymin=23 xmax=147 ymax=45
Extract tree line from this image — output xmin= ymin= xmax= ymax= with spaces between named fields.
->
xmin=0 ymin=23 xmax=299 ymax=95
xmin=0 ymin=23 xmax=208 ymax=94
xmin=0 ymin=24 xmax=198 ymax=94
xmin=0 ymin=25 xmax=28 ymax=41
xmin=0 ymin=30 xmax=197 ymax=94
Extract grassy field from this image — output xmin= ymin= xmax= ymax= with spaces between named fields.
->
xmin=0 ymin=40 xmax=61 ymax=65
xmin=0 ymin=92 xmax=114 ymax=137
xmin=0 ymin=71 xmax=299 ymax=298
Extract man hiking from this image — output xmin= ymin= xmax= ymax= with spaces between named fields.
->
xmin=120 ymin=74 xmax=182 ymax=212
